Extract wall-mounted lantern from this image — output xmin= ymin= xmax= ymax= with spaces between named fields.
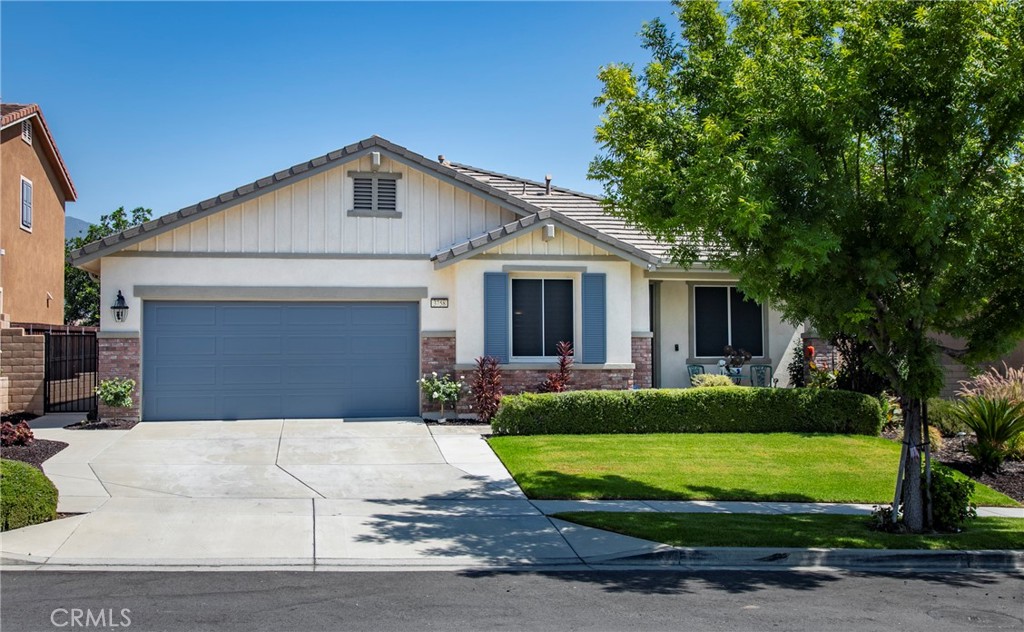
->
xmin=111 ymin=290 xmax=129 ymax=323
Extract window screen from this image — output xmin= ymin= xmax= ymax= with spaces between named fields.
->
xmin=694 ymin=286 xmax=728 ymax=357
xmin=511 ymin=279 xmax=574 ymax=358
xmin=730 ymin=287 xmax=764 ymax=356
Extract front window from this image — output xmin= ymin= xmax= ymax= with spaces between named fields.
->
xmin=693 ymin=285 xmax=764 ymax=357
xmin=511 ymin=278 xmax=573 ymax=358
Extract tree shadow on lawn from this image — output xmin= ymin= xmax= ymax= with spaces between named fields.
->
xmin=518 ymin=470 xmax=819 ymax=503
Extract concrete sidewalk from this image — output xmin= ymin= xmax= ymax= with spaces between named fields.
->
xmin=2 ymin=417 xmax=1020 ymax=572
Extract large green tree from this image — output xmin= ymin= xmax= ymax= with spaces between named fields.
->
xmin=65 ymin=206 xmax=152 ymax=325
xmin=591 ymin=0 xmax=1024 ymax=532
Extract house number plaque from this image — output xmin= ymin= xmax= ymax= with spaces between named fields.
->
xmin=430 ymin=298 xmax=449 ymax=308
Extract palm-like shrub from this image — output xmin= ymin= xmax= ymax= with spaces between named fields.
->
xmin=950 ymin=397 xmax=1024 ymax=473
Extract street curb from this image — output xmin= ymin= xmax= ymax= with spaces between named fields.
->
xmin=3 ymin=548 xmax=1022 ymax=573
xmin=593 ymin=547 xmax=1024 ymax=572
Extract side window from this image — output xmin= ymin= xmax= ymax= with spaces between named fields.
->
xmin=693 ymin=285 xmax=764 ymax=357
xmin=21 ymin=177 xmax=33 ymax=230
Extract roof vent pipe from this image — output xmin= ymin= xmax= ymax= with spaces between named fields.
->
xmin=438 ymin=155 xmax=445 ymax=164
xmin=545 ymin=174 xmax=552 ymax=195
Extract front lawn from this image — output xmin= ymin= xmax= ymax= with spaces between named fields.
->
xmin=488 ymin=433 xmax=1019 ymax=507
xmin=555 ymin=512 xmax=1024 ymax=550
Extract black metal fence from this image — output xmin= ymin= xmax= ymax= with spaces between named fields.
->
xmin=43 ymin=331 xmax=98 ymax=414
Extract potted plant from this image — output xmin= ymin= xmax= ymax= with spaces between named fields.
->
xmin=719 ymin=345 xmax=752 ymax=380
xmin=96 ymin=378 xmax=136 ymax=423
xmin=417 ymin=372 xmax=467 ymax=422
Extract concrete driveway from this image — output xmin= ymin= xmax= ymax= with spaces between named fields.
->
xmin=2 ymin=419 xmax=659 ymax=568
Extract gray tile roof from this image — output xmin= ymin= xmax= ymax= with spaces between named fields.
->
xmin=68 ymin=136 xmax=678 ymax=268
xmin=431 ymin=208 xmax=659 ymax=268
xmin=449 ymin=163 xmax=674 ymax=261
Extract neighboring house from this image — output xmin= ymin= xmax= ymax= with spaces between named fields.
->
xmin=1 ymin=103 xmax=77 ymax=325
xmin=69 ymin=136 xmax=803 ymax=422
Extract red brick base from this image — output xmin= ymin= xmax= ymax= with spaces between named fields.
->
xmin=98 ymin=336 xmax=141 ymax=421
xmin=419 ymin=335 xmax=637 ymax=417
xmin=632 ymin=336 xmax=653 ymax=389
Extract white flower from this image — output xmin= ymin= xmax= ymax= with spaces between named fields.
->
xmin=432 ymin=372 xmax=438 ymax=377
xmin=433 ymin=392 xmax=440 ymax=399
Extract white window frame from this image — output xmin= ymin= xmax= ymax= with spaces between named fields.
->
xmin=20 ymin=176 xmax=33 ymax=232
xmin=509 ymin=273 xmax=580 ymax=362
xmin=689 ymin=283 xmax=768 ymax=360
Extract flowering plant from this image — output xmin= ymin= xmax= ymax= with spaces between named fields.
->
xmin=417 ymin=372 xmax=468 ymax=420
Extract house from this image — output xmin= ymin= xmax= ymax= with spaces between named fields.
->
xmin=1 ymin=103 xmax=77 ymax=326
xmin=69 ymin=136 xmax=803 ymax=422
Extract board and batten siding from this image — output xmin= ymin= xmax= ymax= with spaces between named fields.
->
xmin=494 ymin=226 xmax=614 ymax=257
xmin=128 ymin=154 xmax=519 ymax=256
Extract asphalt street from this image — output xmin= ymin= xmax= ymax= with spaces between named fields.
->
xmin=1 ymin=569 xmax=1022 ymax=632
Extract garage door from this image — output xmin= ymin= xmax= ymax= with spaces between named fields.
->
xmin=142 ymin=301 xmax=420 ymax=421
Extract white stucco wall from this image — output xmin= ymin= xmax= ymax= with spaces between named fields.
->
xmin=452 ymin=258 xmax=636 ymax=366
xmin=99 ymin=256 xmax=456 ymax=333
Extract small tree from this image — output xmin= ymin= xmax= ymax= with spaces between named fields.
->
xmin=65 ymin=207 xmax=152 ymax=325
xmin=541 ymin=341 xmax=574 ymax=393
xmin=591 ymin=0 xmax=1024 ymax=532
xmin=472 ymin=356 xmax=504 ymax=423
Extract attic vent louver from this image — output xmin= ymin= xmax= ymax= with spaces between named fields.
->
xmin=347 ymin=171 xmax=403 ymax=218
xmin=21 ymin=120 xmax=32 ymax=145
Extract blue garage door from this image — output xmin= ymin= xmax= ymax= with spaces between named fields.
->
xmin=142 ymin=301 xmax=420 ymax=421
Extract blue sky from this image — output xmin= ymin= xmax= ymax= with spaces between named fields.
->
xmin=1 ymin=1 xmax=675 ymax=224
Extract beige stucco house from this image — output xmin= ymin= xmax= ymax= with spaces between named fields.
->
xmin=70 ymin=136 xmax=802 ymax=421
xmin=1 ymin=103 xmax=77 ymax=326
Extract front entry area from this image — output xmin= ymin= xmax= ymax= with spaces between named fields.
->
xmin=142 ymin=301 xmax=420 ymax=421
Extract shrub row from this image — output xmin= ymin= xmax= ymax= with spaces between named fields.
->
xmin=491 ymin=388 xmax=884 ymax=436
xmin=1 ymin=459 xmax=58 ymax=531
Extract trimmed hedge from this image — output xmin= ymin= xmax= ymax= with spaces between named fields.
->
xmin=1 ymin=459 xmax=58 ymax=531
xmin=491 ymin=388 xmax=884 ymax=436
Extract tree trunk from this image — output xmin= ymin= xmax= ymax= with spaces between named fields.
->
xmin=900 ymin=396 xmax=925 ymax=532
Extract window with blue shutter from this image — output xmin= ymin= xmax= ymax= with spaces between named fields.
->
xmin=20 ymin=178 xmax=32 ymax=230
xmin=483 ymin=272 xmax=509 ymax=363
xmin=581 ymin=273 xmax=607 ymax=364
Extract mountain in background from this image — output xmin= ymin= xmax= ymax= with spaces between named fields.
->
xmin=65 ymin=216 xmax=93 ymax=241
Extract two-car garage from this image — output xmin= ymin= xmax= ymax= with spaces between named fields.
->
xmin=141 ymin=301 xmax=421 ymax=421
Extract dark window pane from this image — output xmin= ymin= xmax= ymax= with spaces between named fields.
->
xmin=694 ymin=286 xmax=729 ymax=357
xmin=543 ymin=280 xmax=574 ymax=356
xmin=512 ymin=279 xmax=542 ymax=356
xmin=730 ymin=287 xmax=764 ymax=356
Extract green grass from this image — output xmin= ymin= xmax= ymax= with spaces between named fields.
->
xmin=487 ymin=433 xmax=1019 ymax=507
xmin=554 ymin=512 xmax=1024 ymax=550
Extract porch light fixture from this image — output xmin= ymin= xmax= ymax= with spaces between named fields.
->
xmin=111 ymin=290 xmax=129 ymax=323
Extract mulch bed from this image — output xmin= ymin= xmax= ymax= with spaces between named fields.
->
xmin=883 ymin=429 xmax=1024 ymax=504
xmin=0 ymin=439 xmax=69 ymax=470
xmin=423 ymin=418 xmax=488 ymax=427
xmin=1 ymin=411 xmax=39 ymax=424
xmin=64 ymin=418 xmax=139 ymax=430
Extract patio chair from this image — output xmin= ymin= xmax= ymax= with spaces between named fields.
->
xmin=686 ymin=364 xmax=705 ymax=387
xmin=749 ymin=364 xmax=773 ymax=387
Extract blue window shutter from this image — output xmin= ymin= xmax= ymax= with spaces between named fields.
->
xmin=581 ymin=273 xmax=607 ymax=364
xmin=21 ymin=180 xmax=32 ymax=228
xmin=483 ymin=272 xmax=509 ymax=363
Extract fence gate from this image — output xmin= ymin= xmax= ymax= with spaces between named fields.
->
xmin=44 ymin=331 xmax=98 ymax=414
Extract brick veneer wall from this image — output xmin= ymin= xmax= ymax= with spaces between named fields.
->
xmin=631 ymin=336 xmax=653 ymax=389
xmin=0 ymin=327 xmax=45 ymax=414
xmin=419 ymin=335 xmax=637 ymax=417
xmin=98 ymin=336 xmax=141 ymax=421
xmin=420 ymin=335 xmax=457 ymax=414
